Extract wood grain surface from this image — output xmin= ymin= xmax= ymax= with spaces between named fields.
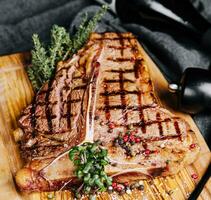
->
xmin=0 ymin=45 xmax=210 ymax=200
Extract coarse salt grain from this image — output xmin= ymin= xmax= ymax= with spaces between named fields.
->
xmin=160 ymin=143 xmax=165 ymax=148
xmin=126 ymin=189 xmax=132 ymax=194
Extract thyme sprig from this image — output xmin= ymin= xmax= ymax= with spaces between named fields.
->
xmin=27 ymin=5 xmax=108 ymax=91
xmin=69 ymin=142 xmax=112 ymax=199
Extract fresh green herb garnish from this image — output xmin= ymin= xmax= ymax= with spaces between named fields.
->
xmin=27 ymin=5 xmax=108 ymax=91
xmin=69 ymin=141 xmax=112 ymax=198
xmin=65 ymin=4 xmax=108 ymax=58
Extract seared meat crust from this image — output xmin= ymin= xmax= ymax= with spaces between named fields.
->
xmin=15 ymin=33 xmax=200 ymax=192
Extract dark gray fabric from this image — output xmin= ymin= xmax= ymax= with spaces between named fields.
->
xmin=0 ymin=0 xmax=71 ymax=24
xmin=0 ymin=0 xmax=210 ymax=147
xmin=191 ymin=0 xmax=211 ymax=22
xmin=0 ymin=0 xmax=92 ymax=54
xmin=123 ymin=24 xmax=210 ymax=81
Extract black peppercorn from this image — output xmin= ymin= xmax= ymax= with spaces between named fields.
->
xmin=114 ymin=140 xmax=119 ymax=147
xmin=138 ymin=185 xmax=144 ymax=191
xmin=94 ymin=115 xmax=99 ymax=120
xmin=108 ymin=129 xmax=113 ymax=133
xmin=130 ymin=183 xmax=138 ymax=189
xmin=118 ymin=138 xmax=124 ymax=145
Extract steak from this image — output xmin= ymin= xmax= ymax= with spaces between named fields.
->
xmin=15 ymin=32 xmax=200 ymax=192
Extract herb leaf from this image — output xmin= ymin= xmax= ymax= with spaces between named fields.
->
xmin=27 ymin=5 xmax=108 ymax=91
xmin=49 ymin=25 xmax=70 ymax=68
xmin=27 ymin=34 xmax=51 ymax=90
xmin=69 ymin=142 xmax=112 ymax=197
xmin=69 ymin=4 xmax=108 ymax=57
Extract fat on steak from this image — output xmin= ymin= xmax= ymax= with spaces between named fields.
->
xmin=15 ymin=32 xmax=200 ymax=192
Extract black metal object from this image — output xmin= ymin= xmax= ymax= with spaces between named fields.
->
xmin=169 ymin=68 xmax=211 ymax=114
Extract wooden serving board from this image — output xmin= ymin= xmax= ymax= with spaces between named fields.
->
xmin=0 ymin=46 xmax=210 ymax=200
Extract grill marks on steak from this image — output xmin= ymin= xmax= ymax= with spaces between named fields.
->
xmin=15 ymin=33 xmax=200 ymax=192
xmin=94 ymin=34 xmax=168 ymax=143
xmin=92 ymin=33 xmax=198 ymax=177
xmin=18 ymin=43 xmax=101 ymax=160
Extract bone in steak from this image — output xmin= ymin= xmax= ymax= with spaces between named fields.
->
xmin=15 ymin=32 xmax=200 ymax=192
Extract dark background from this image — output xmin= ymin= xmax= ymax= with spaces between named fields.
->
xmin=0 ymin=0 xmax=210 ymax=147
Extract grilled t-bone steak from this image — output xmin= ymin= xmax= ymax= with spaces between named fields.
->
xmin=15 ymin=33 xmax=200 ymax=192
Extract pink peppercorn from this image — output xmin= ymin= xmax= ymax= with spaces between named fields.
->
xmin=116 ymin=185 xmax=123 ymax=191
xmin=191 ymin=173 xmax=198 ymax=179
xmin=123 ymin=135 xmax=129 ymax=142
xmin=112 ymin=182 xmax=117 ymax=188
xmin=129 ymin=135 xmax=135 ymax=142
xmin=135 ymin=137 xmax=141 ymax=143
xmin=144 ymin=149 xmax=151 ymax=155
xmin=189 ymin=143 xmax=196 ymax=149
xmin=154 ymin=149 xmax=159 ymax=154
xmin=124 ymin=182 xmax=129 ymax=186
xmin=109 ymin=122 xmax=115 ymax=129
xmin=166 ymin=165 xmax=170 ymax=171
